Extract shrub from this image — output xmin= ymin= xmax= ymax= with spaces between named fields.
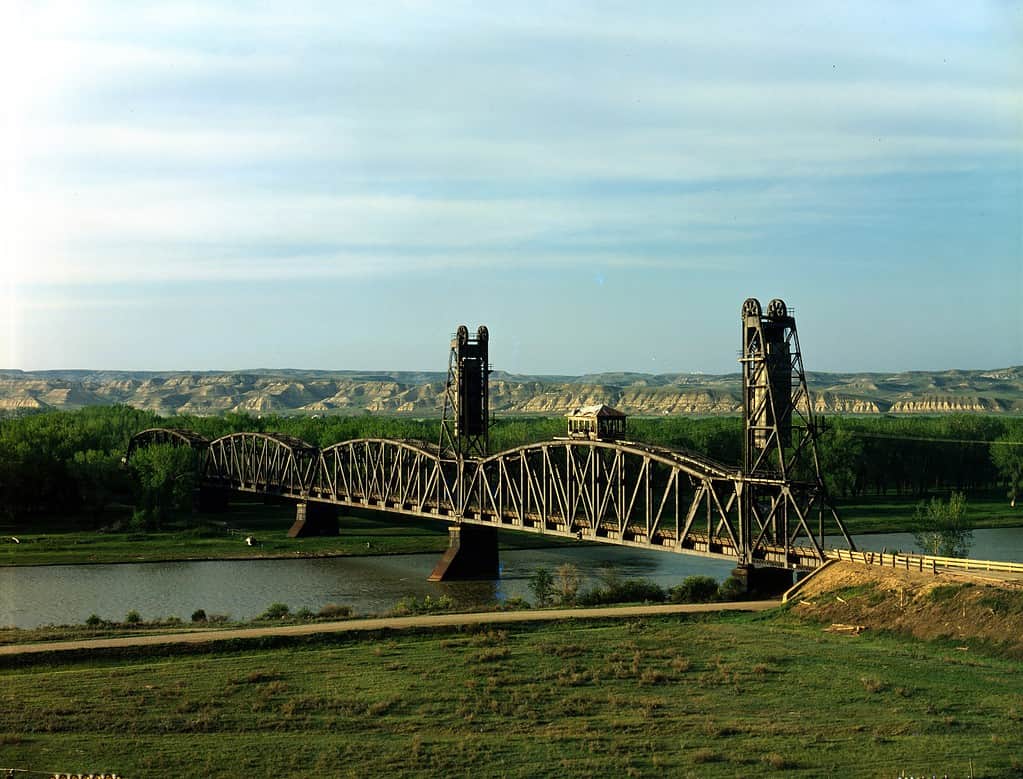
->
xmin=85 ymin=614 xmax=103 ymax=627
xmin=259 ymin=603 xmax=291 ymax=620
xmin=578 ymin=579 xmax=666 ymax=606
xmin=125 ymin=610 xmax=142 ymax=624
xmin=191 ymin=609 xmax=207 ymax=623
xmin=669 ymin=575 xmax=720 ymax=604
xmin=913 ymin=491 xmax=972 ymax=558
xmin=392 ymin=595 xmax=454 ymax=616
xmin=717 ymin=576 xmax=748 ymax=601
xmin=295 ymin=608 xmax=315 ymax=620
xmin=528 ymin=567 xmax=555 ymax=608
xmin=318 ymin=603 xmax=353 ymax=619
xmin=499 ymin=596 xmax=530 ymax=611
xmin=554 ymin=563 xmax=582 ymax=606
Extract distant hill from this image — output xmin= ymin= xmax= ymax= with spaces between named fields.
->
xmin=1 ymin=366 xmax=1021 ymax=416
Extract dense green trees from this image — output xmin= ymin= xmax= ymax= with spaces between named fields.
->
xmin=0 ymin=406 xmax=1021 ymax=530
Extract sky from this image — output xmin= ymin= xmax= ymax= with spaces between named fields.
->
xmin=2 ymin=1 xmax=1021 ymax=375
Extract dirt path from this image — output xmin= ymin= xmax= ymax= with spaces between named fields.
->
xmin=0 ymin=601 xmax=778 ymax=657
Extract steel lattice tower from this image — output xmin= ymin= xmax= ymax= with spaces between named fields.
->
xmin=739 ymin=297 xmax=855 ymax=562
xmin=439 ymin=324 xmax=490 ymax=458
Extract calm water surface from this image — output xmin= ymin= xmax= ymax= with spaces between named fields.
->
xmin=2 ymin=528 xmax=1020 ymax=629
xmin=0 ymin=545 xmax=733 ymax=629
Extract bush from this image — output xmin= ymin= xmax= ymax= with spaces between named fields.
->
xmin=317 ymin=603 xmax=353 ymax=619
xmin=669 ymin=575 xmax=720 ymax=604
xmin=125 ymin=610 xmax=142 ymax=624
xmin=913 ymin=492 xmax=973 ymax=558
xmin=295 ymin=607 xmax=315 ymax=620
xmin=392 ymin=594 xmax=454 ymax=616
xmin=499 ymin=596 xmax=530 ymax=611
xmin=528 ymin=567 xmax=554 ymax=608
xmin=191 ymin=609 xmax=207 ymax=623
xmin=554 ymin=563 xmax=582 ymax=606
xmin=258 ymin=603 xmax=291 ymax=620
xmin=577 ymin=579 xmax=666 ymax=606
xmin=85 ymin=614 xmax=103 ymax=627
xmin=717 ymin=576 xmax=748 ymax=602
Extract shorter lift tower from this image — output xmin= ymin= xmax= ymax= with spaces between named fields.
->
xmin=439 ymin=324 xmax=491 ymax=458
xmin=431 ymin=324 xmax=497 ymax=581
xmin=739 ymin=298 xmax=855 ymax=569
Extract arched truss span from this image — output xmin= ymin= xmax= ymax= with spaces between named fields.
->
xmin=126 ymin=429 xmax=832 ymax=567
xmin=204 ymin=432 xmax=319 ymax=496
xmin=309 ymin=438 xmax=456 ymax=516
xmin=463 ymin=440 xmax=825 ymax=567
xmin=125 ymin=428 xmax=209 ymax=463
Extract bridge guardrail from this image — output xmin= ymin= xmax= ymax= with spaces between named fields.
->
xmin=825 ymin=547 xmax=1023 ymax=576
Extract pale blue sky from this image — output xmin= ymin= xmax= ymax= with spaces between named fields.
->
xmin=4 ymin=2 xmax=1021 ymax=374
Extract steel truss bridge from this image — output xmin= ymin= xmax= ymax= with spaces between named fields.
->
xmin=126 ymin=428 xmax=841 ymax=570
xmin=126 ymin=299 xmax=860 ymax=573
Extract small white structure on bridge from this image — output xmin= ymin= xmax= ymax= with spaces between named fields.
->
xmin=565 ymin=404 xmax=627 ymax=442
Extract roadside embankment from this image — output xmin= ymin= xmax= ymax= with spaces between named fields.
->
xmin=788 ymin=561 xmax=1023 ymax=654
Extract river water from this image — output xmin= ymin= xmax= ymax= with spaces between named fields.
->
xmin=2 ymin=528 xmax=1020 ymax=630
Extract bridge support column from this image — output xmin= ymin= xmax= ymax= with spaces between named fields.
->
xmin=731 ymin=565 xmax=795 ymax=597
xmin=195 ymin=486 xmax=230 ymax=513
xmin=428 ymin=524 xmax=499 ymax=581
xmin=288 ymin=501 xmax=339 ymax=537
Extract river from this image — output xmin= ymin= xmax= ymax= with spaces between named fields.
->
xmin=1 ymin=528 xmax=1021 ymax=629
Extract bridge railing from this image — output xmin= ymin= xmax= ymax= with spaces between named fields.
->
xmin=826 ymin=547 xmax=1023 ymax=576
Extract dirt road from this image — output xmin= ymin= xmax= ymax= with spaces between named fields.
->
xmin=0 ymin=600 xmax=778 ymax=657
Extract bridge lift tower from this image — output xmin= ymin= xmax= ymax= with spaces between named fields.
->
xmin=738 ymin=298 xmax=854 ymax=585
xmin=439 ymin=324 xmax=491 ymax=458
xmin=431 ymin=324 xmax=497 ymax=580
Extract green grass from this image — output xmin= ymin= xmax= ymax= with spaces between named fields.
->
xmin=0 ymin=612 xmax=1020 ymax=777
xmin=0 ymin=501 xmax=578 ymax=567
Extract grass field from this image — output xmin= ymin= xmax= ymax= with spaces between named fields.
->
xmin=0 ymin=611 xmax=1020 ymax=777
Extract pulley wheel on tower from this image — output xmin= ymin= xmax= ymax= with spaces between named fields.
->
xmin=742 ymin=298 xmax=762 ymax=318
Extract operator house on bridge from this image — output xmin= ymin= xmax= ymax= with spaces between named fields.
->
xmin=566 ymin=404 xmax=627 ymax=442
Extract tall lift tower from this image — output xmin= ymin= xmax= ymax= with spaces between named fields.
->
xmin=739 ymin=298 xmax=855 ymax=565
xmin=439 ymin=324 xmax=491 ymax=458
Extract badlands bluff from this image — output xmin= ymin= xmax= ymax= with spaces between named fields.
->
xmin=1 ymin=367 xmax=1021 ymax=416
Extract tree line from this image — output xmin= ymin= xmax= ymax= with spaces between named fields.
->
xmin=0 ymin=406 xmax=1021 ymax=527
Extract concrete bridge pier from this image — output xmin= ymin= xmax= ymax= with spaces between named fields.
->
xmin=428 ymin=524 xmax=499 ymax=581
xmin=195 ymin=486 xmax=230 ymax=513
xmin=288 ymin=501 xmax=339 ymax=537
xmin=731 ymin=565 xmax=795 ymax=597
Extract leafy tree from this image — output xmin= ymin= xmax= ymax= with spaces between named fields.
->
xmin=69 ymin=449 xmax=124 ymax=525
xmin=554 ymin=562 xmax=582 ymax=606
xmin=912 ymin=492 xmax=972 ymax=558
xmin=129 ymin=443 xmax=198 ymax=529
xmin=990 ymin=436 xmax=1023 ymax=508
xmin=527 ymin=567 xmax=554 ymax=608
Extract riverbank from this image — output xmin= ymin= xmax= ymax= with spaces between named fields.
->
xmin=0 ymin=605 xmax=1019 ymax=777
xmin=2 ymin=492 xmax=1019 ymax=568
xmin=0 ymin=502 xmax=580 ymax=568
